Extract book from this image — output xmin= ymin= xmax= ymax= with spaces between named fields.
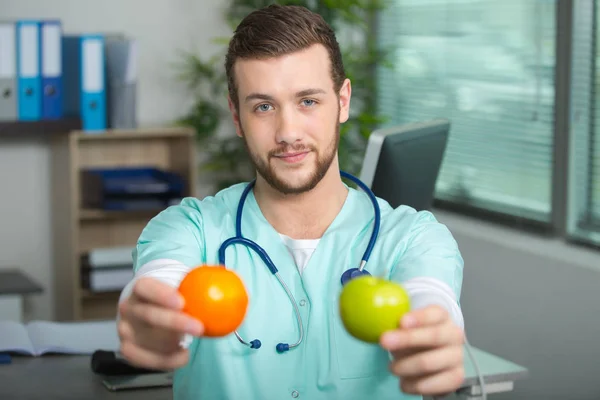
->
xmin=82 ymin=246 xmax=135 ymax=268
xmin=81 ymin=265 xmax=133 ymax=292
xmin=79 ymin=246 xmax=134 ymax=292
xmin=0 ymin=319 xmax=120 ymax=356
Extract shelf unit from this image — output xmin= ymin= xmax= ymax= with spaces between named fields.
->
xmin=0 ymin=118 xmax=82 ymax=137
xmin=51 ymin=127 xmax=197 ymax=321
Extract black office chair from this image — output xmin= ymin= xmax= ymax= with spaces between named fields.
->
xmin=358 ymin=119 xmax=450 ymax=211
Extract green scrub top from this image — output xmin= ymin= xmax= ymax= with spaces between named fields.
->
xmin=133 ymin=182 xmax=464 ymax=400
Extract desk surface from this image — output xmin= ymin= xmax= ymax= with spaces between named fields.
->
xmin=0 ymin=346 xmax=527 ymax=399
xmin=462 ymin=346 xmax=528 ymax=387
xmin=0 ymin=355 xmax=171 ymax=400
xmin=0 ymin=270 xmax=44 ymax=296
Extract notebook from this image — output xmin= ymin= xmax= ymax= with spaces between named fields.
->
xmin=0 ymin=319 xmax=120 ymax=356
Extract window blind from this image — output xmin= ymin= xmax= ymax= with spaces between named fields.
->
xmin=568 ymin=0 xmax=600 ymax=245
xmin=376 ymin=0 xmax=557 ymax=223
xmin=593 ymin=2 xmax=600 ymax=230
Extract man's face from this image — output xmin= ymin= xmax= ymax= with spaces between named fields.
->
xmin=228 ymin=44 xmax=351 ymax=195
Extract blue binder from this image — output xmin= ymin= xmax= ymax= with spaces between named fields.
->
xmin=40 ymin=20 xmax=62 ymax=119
xmin=63 ymin=34 xmax=106 ymax=131
xmin=16 ymin=20 xmax=41 ymax=121
xmin=81 ymin=167 xmax=186 ymax=210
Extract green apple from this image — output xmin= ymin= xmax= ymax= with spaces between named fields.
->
xmin=339 ymin=275 xmax=411 ymax=343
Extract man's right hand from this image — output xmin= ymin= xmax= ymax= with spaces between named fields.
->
xmin=117 ymin=277 xmax=204 ymax=370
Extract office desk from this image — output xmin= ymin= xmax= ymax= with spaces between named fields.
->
xmin=0 ymin=347 xmax=527 ymax=400
xmin=0 ymin=355 xmax=170 ymax=400
xmin=455 ymin=347 xmax=528 ymax=399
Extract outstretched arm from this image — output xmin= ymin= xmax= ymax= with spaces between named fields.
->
xmin=383 ymin=211 xmax=466 ymax=396
xmin=117 ymin=202 xmax=206 ymax=369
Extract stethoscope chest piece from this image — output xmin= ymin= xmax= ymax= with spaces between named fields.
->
xmin=340 ymin=267 xmax=371 ymax=286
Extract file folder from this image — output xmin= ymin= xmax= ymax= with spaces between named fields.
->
xmin=81 ymin=167 xmax=185 ymax=210
xmin=16 ymin=20 xmax=41 ymax=121
xmin=105 ymin=36 xmax=137 ymax=129
xmin=63 ymin=34 xmax=106 ymax=131
xmin=0 ymin=21 xmax=17 ymax=121
xmin=81 ymin=35 xmax=106 ymax=130
xmin=41 ymin=20 xmax=62 ymax=119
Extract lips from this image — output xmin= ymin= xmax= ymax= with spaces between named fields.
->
xmin=274 ymin=151 xmax=310 ymax=163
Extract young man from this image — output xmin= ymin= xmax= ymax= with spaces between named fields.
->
xmin=117 ymin=4 xmax=466 ymax=400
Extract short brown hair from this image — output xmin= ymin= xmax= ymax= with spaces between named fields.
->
xmin=225 ymin=4 xmax=346 ymax=110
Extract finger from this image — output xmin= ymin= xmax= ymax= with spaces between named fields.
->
xmin=390 ymin=345 xmax=463 ymax=377
xmin=120 ymin=341 xmax=190 ymax=370
xmin=117 ymin=320 xmax=134 ymax=342
xmin=132 ymin=278 xmax=185 ymax=310
xmin=400 ymin=365 xmax=465 ymax=396
xmin=387 ymin=346 xmax=424 ymax=363
xmin=126 ymin=301 xmax=204 ymax=337
xmin=381 ymin=322 xmax=464 ymax=351
xmin=400 ymin=305 xmax=448 ymax=329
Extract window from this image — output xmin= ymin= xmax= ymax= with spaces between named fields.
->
xmin=376 ymin=0 xmax=557 ymax=224
xmin=568 ymin=0 xmax=600 ymax=246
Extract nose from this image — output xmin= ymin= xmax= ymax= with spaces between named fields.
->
xmin=275 ymin=107 xmax=303 ymax=145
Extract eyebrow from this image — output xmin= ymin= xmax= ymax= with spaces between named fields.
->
xmin=244 ymin=88 xmax=327 ymax=103
xmin=296 ymin=88 xmax=327 ymax=97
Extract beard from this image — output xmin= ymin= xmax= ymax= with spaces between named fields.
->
xmin=241 ymin=113 xmax=340 ymax=195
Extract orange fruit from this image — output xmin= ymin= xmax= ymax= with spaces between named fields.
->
xmin=177 ymin=264 xmax=249 ymax=337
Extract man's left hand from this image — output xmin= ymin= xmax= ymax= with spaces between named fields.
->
xmin=379 ymin=305 xmax=465 ymax=396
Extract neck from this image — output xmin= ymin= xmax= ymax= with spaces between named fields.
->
xmin=253 ymin=165 xmax=348 ymax=240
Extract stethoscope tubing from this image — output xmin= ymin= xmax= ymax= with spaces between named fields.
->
xmin=217 ymin=171 xmax=381 ymax=352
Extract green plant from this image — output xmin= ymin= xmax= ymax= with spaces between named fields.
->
xmin=175 ymin=0 xmax=391 ymax=191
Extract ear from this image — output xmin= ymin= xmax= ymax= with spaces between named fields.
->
xmin=228 ymin=95 xmax=243 ymax=138
xmin=338 ymin=78 xmax=352 ymax=124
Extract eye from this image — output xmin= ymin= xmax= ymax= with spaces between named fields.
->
xmin=255 ymin=104 xmax=273 ymax=112
xmin=302 ymin=99 xmax=316 ymax=107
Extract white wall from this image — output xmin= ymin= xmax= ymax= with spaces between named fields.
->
xmin=0 ymin=0 xmax=231 ymax=321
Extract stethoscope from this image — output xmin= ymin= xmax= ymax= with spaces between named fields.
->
xmin=218 ymin=171 xmax=381 ymax=353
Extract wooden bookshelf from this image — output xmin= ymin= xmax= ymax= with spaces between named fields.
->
xmin=0 ymin=118 xmax=81 ymax=136
xmin=79 ymin=208 xmax=162 ymax=221
xmin=50 ymin=127 xmax=197 ymax=321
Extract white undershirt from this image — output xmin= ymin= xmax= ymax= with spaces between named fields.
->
xmin=119 ymin=235 xmax=464 ymax=331
xmin=279 ymin=234 xmax=319 ymax=275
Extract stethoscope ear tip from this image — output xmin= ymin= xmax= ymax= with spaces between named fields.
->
xmin=250 ymin=340 xmax=261 ymax=349
xmin=340 ymin=268 xmax=371 ymax=286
